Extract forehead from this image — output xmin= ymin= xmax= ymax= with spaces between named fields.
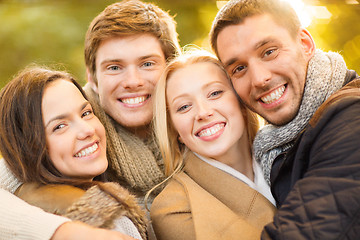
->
xmin=96 ymin=33 xmax=165 ymax=64
xmin=167 ymin=62 xmax=228 ymax=94
xmin=42 ymin=79 xmax=85 ymax=119
xmin=217 ymin=14 xmax=293 ymax=62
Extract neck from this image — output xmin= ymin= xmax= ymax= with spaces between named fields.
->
xmin=216 ymin=141 xmax=254 ymax=181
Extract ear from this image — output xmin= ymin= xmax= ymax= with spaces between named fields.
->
xmin=298 ymin=28 xmax=316 ymax=61
xmin=86 ymin=68 xmax=99 ymax=93
xmin=178 ymin=135 xmax=183 ymax=144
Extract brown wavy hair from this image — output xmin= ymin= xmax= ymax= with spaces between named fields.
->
xmin=0 ymin=66 xmax=90 ymax=185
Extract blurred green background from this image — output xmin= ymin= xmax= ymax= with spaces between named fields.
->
xmin=0 ymin=0 xmax=359 ymax=88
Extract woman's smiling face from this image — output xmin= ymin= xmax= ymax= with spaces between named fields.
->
xmin=42 ymin=79 xmax=108 ymax=181
xmin=166 ymin=62 xmax=247 ymax=161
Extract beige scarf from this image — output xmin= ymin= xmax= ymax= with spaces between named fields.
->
xmin=83 ymin=84 xmax=165 ymax=198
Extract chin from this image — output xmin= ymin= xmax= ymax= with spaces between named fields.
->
xmin=266 ymin=111 xmax=299 ymax=126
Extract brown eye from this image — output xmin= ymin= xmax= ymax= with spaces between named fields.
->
xmin=232 ymin=65 xmax=246 ymax=75
xmin=82 ymin=110 xmax=93 ymax=118
xmin=53 ymin=123 xmax=66 ymax=132
xmin=263 ymin=48 xmax=279 ymax=59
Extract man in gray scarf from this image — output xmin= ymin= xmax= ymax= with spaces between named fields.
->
xmin=210 ymin=0 xmax=360 ymax=239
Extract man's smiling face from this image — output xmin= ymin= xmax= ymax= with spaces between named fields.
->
xmin=217 ymin=14 xmax=314 ymax=125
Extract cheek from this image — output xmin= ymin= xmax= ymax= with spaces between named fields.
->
xmin=47 ymin=138 xmax=64 ymax=169
xmin=46 ymin=137 xmax=57 ymax=158
xmin=98 ymin=77 xmax=117 ymax=93
xmin=232 ymin=81 xmax=249 ymax=99
xmin=170 ymin=115 xmax=191 ymax=141
xmin=47 ymin=133 xmax=73 ymax=161
xmin=96 ymin=121 xmax=107 ymax=142
xmin=148 ymin=72 xmax=162 ymax=87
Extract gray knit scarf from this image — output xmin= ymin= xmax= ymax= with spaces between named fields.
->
xmin=253 ymin=50 xmax=348 ymax=184
xmin=83 ymin=84 xmax=165 ymax=198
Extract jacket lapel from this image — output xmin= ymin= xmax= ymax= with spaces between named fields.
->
xmin=178 ymin=153 xmax=275 ymax=239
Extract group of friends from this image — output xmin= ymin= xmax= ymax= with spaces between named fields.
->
xmin=0 ymin=0 xmax=359 ymax=239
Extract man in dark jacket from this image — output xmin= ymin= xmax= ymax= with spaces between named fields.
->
xmin=210 ymin=0 xmax=360 ymax=239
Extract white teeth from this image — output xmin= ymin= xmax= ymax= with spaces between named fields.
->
xmin=261 ymin=86 xmax=285 ymax=104
xmin=74 ymin=143 xmax=98 ymax=158
xmin=121 ymin=96 xmax=147 ymax=105
xmin=198 ymin=123 xmax=225 ymax=137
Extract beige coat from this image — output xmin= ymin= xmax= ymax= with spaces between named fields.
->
xmin=151 ymin=152 xmax=276 ymax=240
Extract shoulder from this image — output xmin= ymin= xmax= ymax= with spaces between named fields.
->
xmin=295 ymin=95 xmax=360 ymax=173
xmin=150 ymin=173 xmax=195 ymax=240
xmin=151 ymin=172 xmax=190 ymax=213
xmin=310 ymin=91 xmax=360 ymax=131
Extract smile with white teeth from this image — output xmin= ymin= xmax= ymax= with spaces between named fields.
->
xmin=261 ymin=86 xmax=285 ymax=104
xmin=74 ymin=143 xmax=99 ymax=158
xmin=121 ymin=95 xmax=148 ymax=105
xmin=197 ymin=123 xmax=225 ymax=137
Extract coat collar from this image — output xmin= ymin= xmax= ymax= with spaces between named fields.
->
xmin=175 ymin=152 xmax=275 ymax=239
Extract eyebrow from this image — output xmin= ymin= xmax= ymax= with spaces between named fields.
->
xmin=170 ymin=80 xmax=225 ymax=105
xmin=223 ymin=37 xmax=276 ymax=69
xmin=44 ymin=102 xmax=90 ymax=128
xmin=100 ymin=54 xmax=164 ymax=67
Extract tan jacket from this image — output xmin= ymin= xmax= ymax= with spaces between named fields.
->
xmin=151 ymin=152 xmax=276 ymax=240
xmin=16 ymin=182 xmax=148 ymax=240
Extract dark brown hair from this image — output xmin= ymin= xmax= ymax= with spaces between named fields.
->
xmin=85 ymin=0 xmax=180 ymax=84
xmin=0 ymin=66 xmax=89 ymax=185
xmin=210 ymin=0 xmax=301 ymax=57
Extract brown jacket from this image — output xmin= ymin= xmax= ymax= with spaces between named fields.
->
xmin=151 ymin=152 xmax=276 ymax=240
xmin=16 ymin=182 xmax=148 ymax=239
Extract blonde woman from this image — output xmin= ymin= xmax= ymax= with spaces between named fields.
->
xmin=149 ymin=51 xmax=276 ymax=240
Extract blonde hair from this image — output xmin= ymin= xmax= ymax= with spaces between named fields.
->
xmin=145 ymin=50 xmax=260 ymax=210
xmin=154 ymin=50 xmax=260 ymax=177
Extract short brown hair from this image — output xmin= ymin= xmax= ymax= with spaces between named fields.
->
xmin=0 ymin=66 xmax=87 ymax=184
xmin=210 ymin=0 xmax=301 ymax=57
xmin=85 ymin=0 xmax=180 ymax=84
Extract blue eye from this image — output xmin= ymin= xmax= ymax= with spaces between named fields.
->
xmin=143 ymin=62 xmax=154 ymax=67
xmin=177 ymin=104 xmax=190 ymax=112
xmin=210 ymin=90 xmax=223 ymax=97
xmin=108 ymin=65 xmax=120 ymax=71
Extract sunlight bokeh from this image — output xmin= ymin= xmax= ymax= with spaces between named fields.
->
xmin=0 ymin=0 xmax=359 ymax=88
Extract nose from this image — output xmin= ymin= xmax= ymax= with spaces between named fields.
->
xmin=76 ymin=120 xmax=95 ymax=140
xmin=195 ymin=100 xmax=213 ymax=121
xmin=120 ymin=66 xmax=145 ymax=89
xmin=249 ymin=62 xmax=271 ymax=88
